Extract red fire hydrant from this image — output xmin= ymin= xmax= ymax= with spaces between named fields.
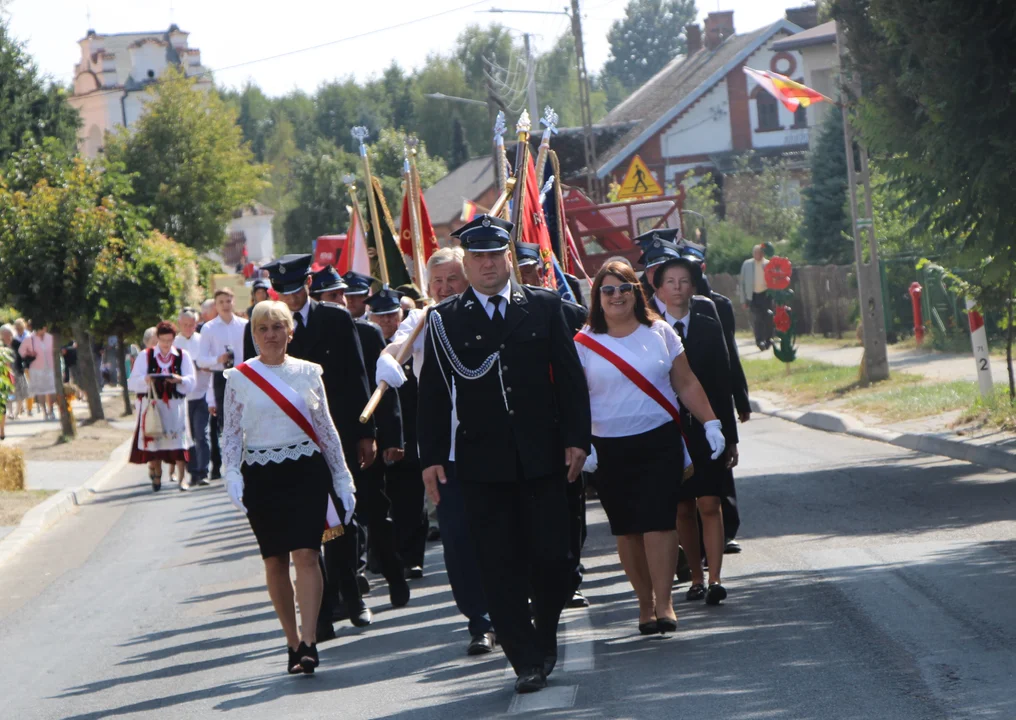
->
xmin=909 ymin=282 xmax=924 ymax=345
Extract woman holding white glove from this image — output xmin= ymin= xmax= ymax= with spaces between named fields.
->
xmin=221 ymin=301 xmax=356 ymax=675
xmin=574 ymin=261 xmax=724 ymax=636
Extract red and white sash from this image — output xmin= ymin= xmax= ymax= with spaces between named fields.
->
xmin=575 ymin=329 xmax=693 ymax=475
xmin=236 ymin=359 xmax=344 ymax=532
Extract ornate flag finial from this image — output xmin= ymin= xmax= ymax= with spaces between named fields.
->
xmin=406 ymin=135 xmax=420 ymax=150
xmin=516 ymin=109 xmax=531 ymax=135
xmin=342 ymin=173 xmax=356 ymax=186
xmin=540 ymin=106 xmax=559 ymax=135
xmin=351 ymin=126 xmax=369 ymax=156
xmin=493 ymin=111 xmax=506 ymax=141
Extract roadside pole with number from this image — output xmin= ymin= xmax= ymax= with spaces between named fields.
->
xmin=966 ymin=298 xmax=993 ymax=399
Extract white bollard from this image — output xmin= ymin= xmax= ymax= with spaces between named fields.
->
xmin=966 ymin=297 xmax=993 ymax=399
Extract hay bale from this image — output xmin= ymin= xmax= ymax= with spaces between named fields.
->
xmin=0 ymin=446 xmax=26 ymax=491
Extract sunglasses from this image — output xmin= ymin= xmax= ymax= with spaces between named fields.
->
xmin=599 ymin=283 xmax=635 ymax=297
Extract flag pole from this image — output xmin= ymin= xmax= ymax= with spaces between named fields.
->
xmin=534 ymin=106 xmax=558 ymax=189
xmin=507 ymin=110 xmax=532 ymax=282
xmin=405 ymin=137 xmax=429 ymax=300
xmin=351 ymin=126 xmax=390 ymax=286
xmin=548 ymin=149 xmax=569 ymax=274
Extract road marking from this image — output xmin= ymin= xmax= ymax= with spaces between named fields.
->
xmin=508 ymin=685 xmax=578 ymax=714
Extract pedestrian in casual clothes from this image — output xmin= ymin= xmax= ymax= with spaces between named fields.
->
xmin=575 ymin=260 xmax=724 ymax=634
xmin=128 ymin=322 xmax=196 ymax=491
xmin=174 ymin=308 xmax=211 ymax=490
xmin=200 ymin=288 xmax=248 ymax=480
xmin=0 ymin=327 xmax=16 ymax=440
xmin=19 ymin=325 xmax=57 ymax=420
xmin=222 ymin=300 xmax=357 ymax=675
xmin=2 ymin=324 xmax=28 ymax=420
xmin=739 ymin=245 xmax=772 ymax=350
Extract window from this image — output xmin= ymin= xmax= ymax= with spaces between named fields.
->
xmin=757 ymin=94 xmax=780 ymax=131
xmin=793 ymin=105 xmax=807 ymax=128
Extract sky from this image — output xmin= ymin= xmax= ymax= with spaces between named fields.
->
xmin=6 ymin=0 xmax=800 ymax=97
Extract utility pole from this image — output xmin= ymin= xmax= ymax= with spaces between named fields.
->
xmin=522 ymin=33 xmax=539 ymax=126
xmin=837 ymin=24 xmax=889 ymax=382
xmin=570 ymin=0 xmax=600 ymax=200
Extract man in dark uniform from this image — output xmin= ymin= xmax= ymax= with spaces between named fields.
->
xmin=325 ymin=270 xmax=411 ymax=608
xmin=249 ymin=255 xmax=378 ymax=634
xmin=517 ymin=241 xmax=589 ymax=609
xmin=246 ymin=278 xmax=271 ymax=317
xmin=418 ymin=216 xmax=591 ymax=694
xmin=310 ymin=266 xmax=347 ymax=305
xmin=366 ymin=287 xmax=428 ymax=579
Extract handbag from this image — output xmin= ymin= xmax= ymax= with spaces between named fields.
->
xmin=140 ymin=385 xmax=166 ymax=440
xmin=21 ymin=338 xmax=35 ymax=368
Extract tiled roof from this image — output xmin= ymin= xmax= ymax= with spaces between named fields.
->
xmin=596 ymin=18 xmax=801 ymax=177
xmin=422 ymin=156 xmax=495 ymax=226
xmin=771 ymin=20 xmax=836 ymax=51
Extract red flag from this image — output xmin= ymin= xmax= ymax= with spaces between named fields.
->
xmin=519 ymin=154 xmax=558 ymax=291
xmin=336 ymin=205 xmax=370 ymax=277
xmin=399 ymin=191 xmax=440 ymax=262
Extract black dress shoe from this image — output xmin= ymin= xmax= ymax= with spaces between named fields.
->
xmin=638 ymin=620 xmax=659 ymax=635
xmin=388 ymin=575 xmax=410 ymax=608
xmin=686 ymin=583 xmax=706 ymax=601
xmin=357 ymin=573 xmax=371 ymax=596
xmin=566 ymin=590 xmax=589 ymax=608
xmin=514 ymin=668 xmax=547 ymax=693
xmin=316 ymin=622 xmax=337 ymax=643
xmin=349 ymin=604 xmax=373 ymax=627
xmin=332 ymin=603 xmax=349 ymax=622
xmin=467 ymin=632 xmax=495 ymax=655
xmin=405 ymin=566 xmax=424 ymax=580
xmin=657 ymin=617 xmax=678 ymax=633
xmin=298 ymin=642 xmax=318 ymax=674
xmin=724 ymin=539 xmax=742 ymax=554
xmin=706 ymin=583 xmax=727 ymax=606
xmin=543 ymin=653 xmax=558 ymax=677
xmin=287 ymin=646 xmax=302 ymax=674
xmin=210 ymin=469 xmax=222 ymax=480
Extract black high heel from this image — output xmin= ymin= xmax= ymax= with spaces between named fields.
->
xmin=149 ymin=470 xmax=161 ymax=492
xmin=287 ymin=646 xmax=302 ymax=674
xmin=638 ymin=619 xmax=659 ymax=635
xmin=657 ymin=617 xmax=678 ymax=633
xmin=298 ymin=641 xmax=319 ymax=674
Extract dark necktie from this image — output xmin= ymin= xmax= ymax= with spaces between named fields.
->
xmin=295 ymin=311 xmax=305 ymax=333
xmin=675 ymin=320 xmax=686 ymax=342
xmin=488 ymin=295 xmax=505 ymax=330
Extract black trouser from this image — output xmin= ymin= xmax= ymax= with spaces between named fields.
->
xmin=750 ymin=292 xmax=772 ymax=348
xmin=722 ymin=473 xmax=740 ymax=540
xmin=210 ymin=371 xmax=226 ymax=474
xmin=319 ymin=522 xmax=365 ymax=625
xmin=354 ymin=460 xmax=404 ymax=585
xmin=461 ymin=471 xmax=572 ymax=674
xmin=386 ymin=459 xmax=428 ymax=569
xmin=566 ymin=473 xmax=588 ymax=594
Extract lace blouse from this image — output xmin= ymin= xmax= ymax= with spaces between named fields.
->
xmin=221 ymin=356 xmax=352 ymax=488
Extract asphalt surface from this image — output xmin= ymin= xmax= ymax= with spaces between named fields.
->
xmin=1 ymin=416 xmax=1014 ymax=719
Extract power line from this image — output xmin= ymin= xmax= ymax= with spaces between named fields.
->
xmin=69 ymin=0 xmax=492 ymax=101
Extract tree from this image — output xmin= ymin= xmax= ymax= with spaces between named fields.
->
xmin=368 ymin=128 xmax=447 ymax=215
xmin=801 ymin=109 xmax=852 ymax=265
xmin=0 ymin=20 xmax=80 ymax=163
xmin=284 ymin=139 xmax=358 ymax=251
xmin=602 ymin=0 xmax=698 ymax=94
xmin=723 ymin=154 xmax=803 ymax=245
xmin=105 ymin=67 xmax=268 ymax=252
xmin=450 ymin=118 xmax=471 ymax=169
xmin=537 ymin=33 xmax=609 ymax=126
xmin=0 ymin=143 xmax=118 ymax=436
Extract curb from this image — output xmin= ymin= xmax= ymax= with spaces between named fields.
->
xmin=750 ymin=399 xmax=1016 ymax=473
xmin=0 ymin=438 xmax=132 ymax=568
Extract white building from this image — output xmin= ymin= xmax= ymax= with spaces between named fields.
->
xmin=225 ymin=203 xmax=276 ymax=267
xmin=68 ymin=24 xmax=211 ymax=157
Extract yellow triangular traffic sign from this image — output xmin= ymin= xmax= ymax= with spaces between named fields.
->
xmin=617 ymin=154 xmax=662 ymax=200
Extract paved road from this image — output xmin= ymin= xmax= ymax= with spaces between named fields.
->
xmin=1 ymin=417 xmax=1014 ymax=719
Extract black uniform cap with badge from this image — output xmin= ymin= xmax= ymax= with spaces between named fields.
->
xmin=635 ymin=229 xmax=702 ymax=289
xmin=262 ymin=253 xmax=314 ymax=295
xmin=514 ymin=241 xmax=541 ymax=268
xmin=251 ymin=277 xmax=271 ymax=294
xmin=341 ymin=270 xmax=378 ymax=297
xmin=309 ymin=265 xmax=348 ymax=298
xmin=451 ymin=214 xmax=513 ymax=252
xmin=365 ymin=285 xmax=404 ymax=316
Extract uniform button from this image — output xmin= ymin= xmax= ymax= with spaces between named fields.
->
xmin=500 ymin=343 xmax=505 ymax=349
xmin=465 ymin=342 xmax=470 ymax=347
xmin=476 ymin=334 xmax=482 ymax=340
xmin=506 ymin=387 xmax=512 ymax=392
xmin=502 ymin=365 xmax=508 ymax=372
xmin=508 ymin=410 xmax=515 ymax=416
xmin=532 ymin=332 xmax=536 ymax=337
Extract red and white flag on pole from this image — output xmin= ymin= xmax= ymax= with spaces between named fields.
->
xmin=336 ymin=203 xmax=371 ymax=277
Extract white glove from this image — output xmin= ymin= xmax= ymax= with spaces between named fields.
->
xmin=335 ymin=486 xmax=356 ymax=525
xmin=376 ymin=352 xmax=407 ymax=389
xmin=703 ymin=419 xmax=726 ymax=460
xmin=582 ymin=445 xmax=598 ymax=473
xmin=225 ymin=470 xmax=246 ymax=514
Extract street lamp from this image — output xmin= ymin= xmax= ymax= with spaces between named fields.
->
xmin=423 ymin=92 xmax=488 ymax=107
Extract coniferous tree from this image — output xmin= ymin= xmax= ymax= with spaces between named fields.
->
xmin=801 ymin=109 xmax=852 ymax=265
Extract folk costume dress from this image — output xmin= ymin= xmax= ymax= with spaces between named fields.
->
xmin=575 ymin=320 xmax=689 ymax=536
xmin=221 ymin=357 xmax=353 ymax=559
xmin=128 ymin=346 xmax=196 ymax=464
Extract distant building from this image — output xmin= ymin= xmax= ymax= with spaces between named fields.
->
xmin=68 ymin=24 xmax=210 ymax=157
xmin=421 ymin=157 xmax=499 ymax=244
xmin=224 ymin=203 xmax=276 ymax=267
xmin=594 ymin=7 xmax=821 ymax=207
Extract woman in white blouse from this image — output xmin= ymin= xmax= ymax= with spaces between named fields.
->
xmin=127 ymin=322 xmax=196 ymax=490
xmin=222 ymin=301 xmax=356 ymax=675
xmin=575 ymin=261 xmax=725 ymax=635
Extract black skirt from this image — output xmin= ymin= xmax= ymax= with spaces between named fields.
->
xmin=592 ymin=421 xmax=683 ymax=536
xmin=678 ymin=421 xmax=728 ymax=501
xmin=242 ymin=451 xmax=330 ymax=558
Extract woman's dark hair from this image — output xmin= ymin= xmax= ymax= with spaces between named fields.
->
xmin=587 ymin=260 xmax=659 ymax=334
xmin=155 ymin=321 xmax=177 ymax=337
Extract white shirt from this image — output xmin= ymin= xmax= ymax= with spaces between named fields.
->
xmin=753 ymin=259 xmax=768 ymax=293
xmin=391 ymin=307 xmax=427 ymax=374
xmin=174 ymin=331 xmax=211 ymax=400
xmin=654 ymin=296 xmax=690 ymax=338
xmin=471 ymin=282 xmax=511 ymax=319
xmin=575 ymin=320 xmax=684 ymax=438
xmin=198 ymin=314 xmax=248 ymax=371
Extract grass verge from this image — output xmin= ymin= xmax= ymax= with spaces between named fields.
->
xmin=957 ymin=388 xmax=1016 ymax=432
xmin=0 ymin=490 xmax=56 ymax=527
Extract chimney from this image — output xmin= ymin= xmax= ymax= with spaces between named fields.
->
xmin=686 ymin=23 xmax=702 ymax=55
xmin=704 ymin=11 xmax=735 ymax=51
xmin=785 ymin=5 xmax=819 ymax=30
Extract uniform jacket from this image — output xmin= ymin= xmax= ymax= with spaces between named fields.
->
xmin=681 ymin=309 xmax=738 ymax=448
xmin=243 ymin=300 xmax=374 ymax=465
xmin=418 ymin=280 xmax=591 ymax=483
xmin=356 ymin=318 xmax=403 ymax=453
xmin=705 ymin=290 xmax=750 ymax=417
